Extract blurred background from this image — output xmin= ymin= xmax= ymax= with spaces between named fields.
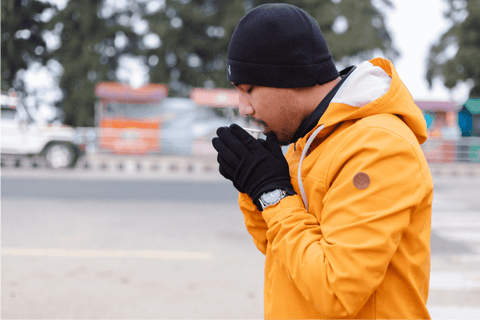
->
xmin=1 ymin=0 xmax=480 ymax=318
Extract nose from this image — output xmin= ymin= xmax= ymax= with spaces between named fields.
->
xmin=238 ymin=93 xmax=254 ymax=117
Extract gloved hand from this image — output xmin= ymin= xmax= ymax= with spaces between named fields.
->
xmin=212 ymin=123 xmax=294 ymax=210
xmin=216 ymin=133 xmax=288 ymax=193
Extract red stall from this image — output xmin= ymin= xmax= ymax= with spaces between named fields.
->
xmin=95 ymin=82 xmax=169 ymax=155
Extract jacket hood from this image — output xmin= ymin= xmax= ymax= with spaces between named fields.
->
xmin=316 ymin=58 xmax=428 ymax=145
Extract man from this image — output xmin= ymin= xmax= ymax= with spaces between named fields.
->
xmin=212 ymin=3 xmax=432 ymax=319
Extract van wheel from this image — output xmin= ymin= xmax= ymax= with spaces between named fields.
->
xmin=45 ymin=143 xmax=75 ymax=169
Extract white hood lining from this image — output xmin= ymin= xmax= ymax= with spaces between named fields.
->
xmin=331 ymin=61 xmax=392 ymax=108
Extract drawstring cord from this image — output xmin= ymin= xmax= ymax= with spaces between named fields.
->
xmin=297 ymin=124 xmax=324 ymax=212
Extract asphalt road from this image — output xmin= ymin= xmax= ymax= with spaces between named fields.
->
xmin=1 ymin=177 xmax=239 ymax=202
xmin=2 ymin=175 xmax=266 ymax=319
xmin=2 ymin=171 xmax=480 ymax=318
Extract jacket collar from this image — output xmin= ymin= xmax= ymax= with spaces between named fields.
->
xmin=289 ymin=66 xmax=356 ymax=144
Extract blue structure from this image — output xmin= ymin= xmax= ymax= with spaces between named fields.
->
xmin=458 ymin=98 xmax=480 ymax=137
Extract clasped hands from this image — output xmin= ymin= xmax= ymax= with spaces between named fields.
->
xmin=212 ymin=123 xmax=294 ymax=211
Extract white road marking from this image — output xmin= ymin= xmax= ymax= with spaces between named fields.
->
xmin=428 ymin=306 xmax=480 ymax=319
xmin=430 ymin=271 xmax=480 ymax=291
xmin=432 ymin=197 xmax=468 ymax=211
xmin=431 ymin=194 xmax=480 ymax=264
xmin=428 ymin=195 xmax=480 ymax=315
xmin=449 ymin=254 xmax=480 ymax=263
xmin=1 ymin=247 xmax=213 ymax=260
xmin=432 ymin=212 xmax=480 ymax=228
xmin=436 ymin=230 xmax=480 ymax=243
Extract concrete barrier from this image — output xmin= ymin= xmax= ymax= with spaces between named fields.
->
xmin=3 ymin=153 xmax=480 ymax=177
xmin=76 ymin=154 xmax=219 ymax=175
xmin=428 ymin=163 xmax=480 ymax=177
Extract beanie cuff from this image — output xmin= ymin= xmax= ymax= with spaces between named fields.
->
xmin=227 ymin=59 xmax=340 ymax=88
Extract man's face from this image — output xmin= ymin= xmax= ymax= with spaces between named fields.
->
xmin=233 ymin=83 xmax=304 ymax=145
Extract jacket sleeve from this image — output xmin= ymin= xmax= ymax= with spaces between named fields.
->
xmin=261 ymin=127 xmax=430 ymax=318
xmin=239 ymin=192 xmax=268 ymax=255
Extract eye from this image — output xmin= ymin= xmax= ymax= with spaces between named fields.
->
xmin=247 ymin=86 xmax=254 ymax=94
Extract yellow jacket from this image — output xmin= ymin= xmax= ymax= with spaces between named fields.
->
xmin=239 ymin=58 xmax=433 ymax=319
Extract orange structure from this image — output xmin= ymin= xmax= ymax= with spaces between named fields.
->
xmin=95 ymin=82 xmax=169 ymax=154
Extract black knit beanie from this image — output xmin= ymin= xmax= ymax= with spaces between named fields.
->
xmin=227 ymin=3 xmax=339 ymax=88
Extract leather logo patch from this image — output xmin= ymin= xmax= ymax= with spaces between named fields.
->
xmin=353 ymin=172 xmax=370 ymax=190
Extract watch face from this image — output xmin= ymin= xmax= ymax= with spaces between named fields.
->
xmin=262 ymin=189 xmax=282 ymax=204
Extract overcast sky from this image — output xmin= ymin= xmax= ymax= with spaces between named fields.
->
xmin=384 ymin=0 xmax=470 ymax=103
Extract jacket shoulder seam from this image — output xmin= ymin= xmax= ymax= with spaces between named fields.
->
xmin=321 ymin=120 xmax=428 ymax=189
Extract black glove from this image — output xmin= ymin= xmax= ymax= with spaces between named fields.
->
xmin=216 ymin=136 xmax=282 ymax=194
xmin=212 ymin=123 xmax=294 ymax=210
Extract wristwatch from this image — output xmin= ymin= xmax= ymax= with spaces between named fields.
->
xmin=259 ymin=189 xmax=289 ymax=210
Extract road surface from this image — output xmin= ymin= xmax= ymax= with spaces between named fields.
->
xmin=2 ymin=170 xmax=480 ymax=318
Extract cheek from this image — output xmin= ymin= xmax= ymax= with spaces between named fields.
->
xmin=254 ymin=91 xmax=294 ymax=127
xmin=272 ymin=98 xmax=292 ymax=122
xmin=273 ymin=100 xmax=299 ymax=141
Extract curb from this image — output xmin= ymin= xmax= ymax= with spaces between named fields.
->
xmin=1 ymin=154 xmax=220 ymax=176
xmin=1 ymin=154 xmax=224 ymax=182
xmin=77 ymin=154 xmax=219 ymax=175
xmin=428 ymin=163 xmax=480 ymax=177
xmin=2 ymin=155 xmax=480 ymax=177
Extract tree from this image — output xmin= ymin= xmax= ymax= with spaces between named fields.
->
xmin=27 ymin=0 xmax=396 ymax=125
xmin=427 ymin=0 xmax=480 ymax=98
xmin=1 ymin=0 xmax=54 ymax=93
xmin=45 ymin=0 xmax=138 ymax=127
xmin=141 ymin=0 xmax=398 ymax=97
xmin=140 ymin=0 xmax=245 ymax=96
xmin=308 ymin=0 xmax=397 ymax=65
